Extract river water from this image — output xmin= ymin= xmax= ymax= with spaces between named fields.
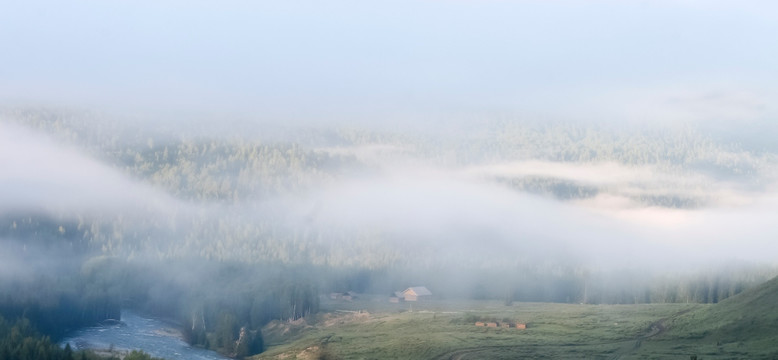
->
xmin=60 ymin=311 xmax=229 ymax=360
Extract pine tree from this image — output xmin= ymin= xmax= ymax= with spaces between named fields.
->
xmin=63 ymin=343 xmax=74 ymax=360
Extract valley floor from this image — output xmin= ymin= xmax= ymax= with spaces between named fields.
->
xmin=253 ymin=296 xmax=718 ymax=360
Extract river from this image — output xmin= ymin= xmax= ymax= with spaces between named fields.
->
xmin=60 ymin=310 xmax=229 ymax=360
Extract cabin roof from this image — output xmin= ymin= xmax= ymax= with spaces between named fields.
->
xmin=403 ymin=286 xmax=432 ymax=296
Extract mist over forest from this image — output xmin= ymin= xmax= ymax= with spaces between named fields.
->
xmin=3 ymin=1 xmax=778 ymax=359
xmin=3 ymin=107 xmax=777 ymax=303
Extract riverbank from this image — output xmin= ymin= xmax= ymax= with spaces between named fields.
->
xmin=61 ymin=310 xmax=229 ymax=360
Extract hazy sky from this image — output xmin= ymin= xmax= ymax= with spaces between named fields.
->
xmin=2 ymin=1 xmax=777 ymax=123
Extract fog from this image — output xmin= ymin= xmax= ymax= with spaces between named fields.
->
xmin=294 ymin=159 xmax=778 ymax=269
xmin=0 ymin=122 xmax=178 ymax=215
xmin=2 ymin=3 xmax=778 ymax=350
xmin=2 ymin=116 xmax=776 ymax=272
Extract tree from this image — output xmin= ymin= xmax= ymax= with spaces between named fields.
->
xmin=64 ymin=343 xmax=74 ymax=360
xmin=215 ymin=312 xmax=238 ymax=352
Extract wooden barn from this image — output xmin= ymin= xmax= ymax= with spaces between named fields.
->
xmin=402 ymin=286 xmax=432 ymax=301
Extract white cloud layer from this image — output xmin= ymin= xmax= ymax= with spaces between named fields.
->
xmin=0 ymin=122 xmax=175 ymax=215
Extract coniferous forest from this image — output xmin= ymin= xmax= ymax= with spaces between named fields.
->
xmin=3 ymin=107 xmax=778 ymax=358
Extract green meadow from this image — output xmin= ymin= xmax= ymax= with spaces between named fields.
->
xmin=256 ymin=277 xmax=778 ymax=360
xmin=255 ymin=297 xmax=695 ymax=359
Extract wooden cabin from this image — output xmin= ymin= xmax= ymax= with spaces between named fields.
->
xmin=402 ymin=286 xmax=432 ymax=301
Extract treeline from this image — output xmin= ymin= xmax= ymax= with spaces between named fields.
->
xmin=338 ymin=263 xmax=777 ymax=306
xmin=0 ymin=250 xmax=321 ymax=358
xmin=8 ymin=106 xmax=772 ymax=187
xmin=0 ymin=288 xmax=119 ymax=342
xmin=0 ymin=314 xmax=162 ymax=360
xmin=0 ymin=256 xmax=121 ymax=341
xmin=93 ymin=259 xmax=318 ymax=357
xmin=130 ymin=261 xmax=319 ymax=357
xmin=121 ymin=139 xmax=357 ymax=202
xmin=473 ymin=265 xmax=777 ymax=305
xmin=0 ymin=212 xmax=399 ymax=269
xmin=1 ymin=107 xmax=361 ymax=202
xmin=0 ymin=316 xmax=71 ymax=360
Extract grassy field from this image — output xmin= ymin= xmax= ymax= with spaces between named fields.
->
xmin=254 ymin=276 xmax=778 ymax=360
xmin=253 ymin=296 xmax=701 ymax=360
xmin=637 ymin=276 xmax=778 ymax=359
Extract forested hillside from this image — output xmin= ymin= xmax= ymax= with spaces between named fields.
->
xmin=2 ymin=107 xmax=777 ymax=358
